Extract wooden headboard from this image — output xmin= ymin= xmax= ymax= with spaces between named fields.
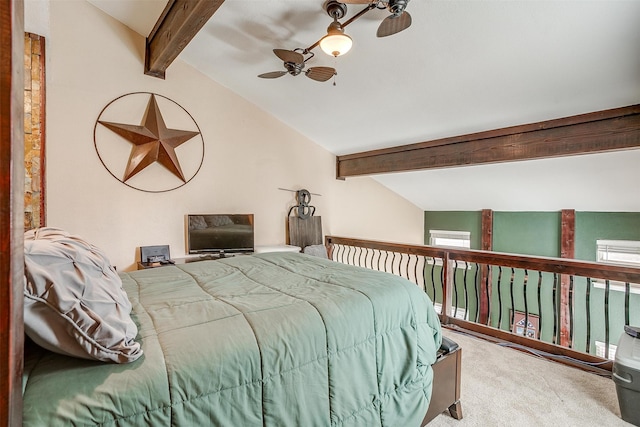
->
xmin=1 ymin=1 xmax=25 ymax=425
xmin=287 ymin=216 xmax=323 ymax=250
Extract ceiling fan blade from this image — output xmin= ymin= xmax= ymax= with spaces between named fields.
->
xmin=273 ymin=49 xmax=304 ymax=64
xmin=258 ymin=71 xmax=288 ymax=79
xmin=306 ymin=66 xmax=336 ymax=82
xmin=376 ymin=11 xmax=412 ymax=37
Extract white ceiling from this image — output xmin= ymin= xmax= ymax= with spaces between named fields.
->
xmin=80 ymin=1 xmax=640 ymax=210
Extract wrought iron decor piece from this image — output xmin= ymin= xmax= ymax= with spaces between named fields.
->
xmin=94 ymin=92 xmax=204 ymax=193
xmin=287 ymin=189 xmax=316 ymax=219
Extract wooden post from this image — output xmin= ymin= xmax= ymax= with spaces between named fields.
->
xmin=559 ymin=209 xmax=576 ymax=347
xmin=479 ymin=210 xmax=493 ymax=324
xmin=0 ymin=0 xmax=25 ymax=425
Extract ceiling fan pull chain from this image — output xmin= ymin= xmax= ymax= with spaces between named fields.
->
xmin=333 ymin=57 xmax=338 ymax=86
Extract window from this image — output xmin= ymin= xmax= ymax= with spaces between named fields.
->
xmin=596 ymin=240 xmax=640 ymax=267
xmin=429 ymin=230 xmax=471 ymax=248
xmin=428 ymin=230 xmax=471 ymax=269
xmin=594 ymin=239 xmax=640 ymax=294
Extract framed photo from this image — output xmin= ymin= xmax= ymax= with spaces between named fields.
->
xmin=512 ymin=311 xmax=539 ymax=339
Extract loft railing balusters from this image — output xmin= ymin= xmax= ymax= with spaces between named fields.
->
xmin=440 ymin=257 xmax=445 ymax=307
xmin=536 ymin=271 xmax=543 ymax=339
xmin=497 ymin=266 xmax=504 ymax=330
xmin=392 ymin=252 xmax=398 ymax=276
xmin=569 ymin=275 xmax=574 ymax=349
xmin=552 ymin=273 xmax=559 ymax=345
xmin=474 ymin=263 xmax=480 ymax=323
xmin=509 ymin=268 xmax=516 ymax=332
xmin=429 ymin=257 xmax=437 ymax=304
xmin=604 ymin=280 xmax=611 ymax=360
xmin=462 ymin=261 xmax=470 ymax=321
xmin=401 ymin=253 xmax=408 ymax=279
xmin=453 ymin=260 xmax=460 ymax=319
xmin=523 ymin=269 xmax=529 ymax=338
xmin=625 ymin=282 xmax=630 ymax=326
xmin=484 ymin=264 xmax=491 ymax=326
xmin=383 ymin=251 xmax=389 ymax=273
xmin=586 ymin=278 xmax=592 ymax=354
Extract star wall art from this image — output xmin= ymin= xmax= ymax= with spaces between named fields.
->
xmin=94 ymin=92 xmax=204 ymax=193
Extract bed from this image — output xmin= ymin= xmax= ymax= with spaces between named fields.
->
xmin=21 ymin=230 xmax=454 ymax=426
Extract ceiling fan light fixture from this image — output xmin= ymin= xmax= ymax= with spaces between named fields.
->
xmin=320 ymin=21 xmax=352 ymax=57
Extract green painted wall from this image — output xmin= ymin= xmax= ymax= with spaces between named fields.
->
xmin=492 ymin=212 xmax=560 ymax=257
xmin=423 ymin=210 xmax=640 ymax=262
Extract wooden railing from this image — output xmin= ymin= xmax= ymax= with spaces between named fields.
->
xmin=325 ymin=236 xmax=640 ymax=373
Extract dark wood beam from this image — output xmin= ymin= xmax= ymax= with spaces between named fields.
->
xmin=145 ymin=0 xmax=225 ymax=79
xmin=1 ymin=0 xmax=25 ymax=425
xmin=336 ymin=104 xmax=640 ymax=179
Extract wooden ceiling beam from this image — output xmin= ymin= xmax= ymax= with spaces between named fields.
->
xmin=336 ymin=104 xmax=640 ymax=179
xmin=145 ymin=0 xmax=225 ymax=79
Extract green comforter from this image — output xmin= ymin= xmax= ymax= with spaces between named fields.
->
xmin=23 ymin=252 xmax=442 ymax=426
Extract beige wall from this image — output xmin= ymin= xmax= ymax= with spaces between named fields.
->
xmin=43 ymin=0 xmax=423 ymax=271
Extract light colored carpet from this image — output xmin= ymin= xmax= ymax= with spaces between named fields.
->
xmin=428 ymin=329 xmax=632 ymax=426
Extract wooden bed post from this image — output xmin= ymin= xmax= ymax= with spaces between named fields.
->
xmin=0 ymin=0 xmax=25 ymax=425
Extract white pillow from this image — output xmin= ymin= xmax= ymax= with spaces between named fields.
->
xmin=23 ymin=227 xmax=142 ymax=363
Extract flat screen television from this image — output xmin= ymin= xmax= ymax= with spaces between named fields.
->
xmin=186 ymin=214 xmax=254 ymax=257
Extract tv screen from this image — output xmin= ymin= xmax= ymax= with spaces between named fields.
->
xmin=187 ymin=214 xmax=254 ymax=255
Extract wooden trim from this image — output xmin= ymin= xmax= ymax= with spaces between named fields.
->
xmin=336 ymin=104 xmax=640 ymax=178
xmin=145 ymin=0 xmax=225 ymax=79
xmin=0 ymin=0 xmax=25 ymax=425
xmin=444 ymin=321 xmax=612 ymax=375
xmin=559 ymin=210 xmax=576 ymax=347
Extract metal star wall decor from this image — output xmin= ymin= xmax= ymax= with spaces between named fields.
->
xmin=99 ymin=94 xmax=199 ymax=182
xmin=94 ymin=92 xmax=204 ymax=193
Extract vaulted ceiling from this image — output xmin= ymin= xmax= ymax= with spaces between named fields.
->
xmin=87 ymin=0 xmax=640 ymax=211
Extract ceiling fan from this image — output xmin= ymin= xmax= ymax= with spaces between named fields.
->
xmin=258 ymin=49 xmax=336 ymax=82
xmin=258 ymin=1 xmax=412 ymax=82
